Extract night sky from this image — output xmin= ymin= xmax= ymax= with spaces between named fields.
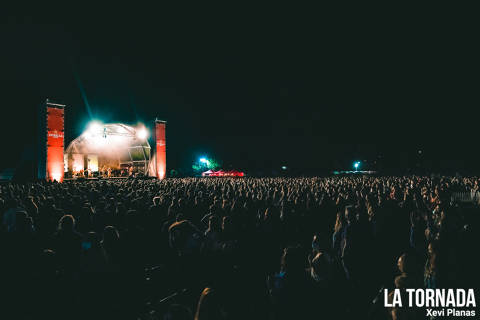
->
xmin=1 ymin=7 xmax=478 ymax=175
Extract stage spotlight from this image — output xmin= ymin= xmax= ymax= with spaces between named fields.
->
xmin=136 ymin=127 xmax=148 ymax=140
xmin=200 ymin=157 xmax=209 ymax=165
xmin=282 ymin=166 xmax=287 ymax=170
xmin=87 ymin=121 xmax=103 ymax=136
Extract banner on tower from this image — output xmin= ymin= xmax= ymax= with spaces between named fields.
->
xmin=41 ymin=100 xmax=65 ymax=182
xmin=154 ymin=120 xmax=166 ymax=179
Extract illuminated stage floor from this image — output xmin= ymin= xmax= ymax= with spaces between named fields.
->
xmin=63 ymin=176 xmax=130 ymax=181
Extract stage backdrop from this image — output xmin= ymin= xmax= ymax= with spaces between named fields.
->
xmin=87 ymin=154 xmax=98 ymax=172
xmin=38 ymin=99 xmax=65 ymax=182
xmin=154 ymin=120 xmax=166 ymax=179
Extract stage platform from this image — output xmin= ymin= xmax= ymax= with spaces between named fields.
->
xmin=64 ymin=176 xmax=129 ymax=182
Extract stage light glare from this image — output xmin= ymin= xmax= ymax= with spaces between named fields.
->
xmin=282 ymin=166 xmax=287 ymax=170
xmin=87 ymin=121 xmax=103 ymax=136
xmin=51 ymin=172 xmax=62 ymax=182
xmin=200 ymin=157 xmax=209 ymax=165
xmin=354 ymin=161 xmax=360 ymax=169
xmin=92 ymin=135 xmax=107 ymax=147
xmin=136 ymin=127 xmax=148 ymax=140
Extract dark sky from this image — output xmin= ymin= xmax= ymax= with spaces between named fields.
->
xmin=1 ymin=6 xmax=478 ymax=174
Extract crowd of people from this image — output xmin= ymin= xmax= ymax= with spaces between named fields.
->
xmin=1 ymin=176 xmax=478 ymax=320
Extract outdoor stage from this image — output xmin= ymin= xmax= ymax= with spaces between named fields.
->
xmin=38 ymin=99 xmax=167 ymax=182
xmin=63 ymin=176 xmax=129 ymax=181
xmin=63 ymin=176 xmax=158 ymax=182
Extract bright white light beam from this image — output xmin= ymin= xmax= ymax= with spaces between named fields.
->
xmin=136 ymin=127 xmax=148 ymax=140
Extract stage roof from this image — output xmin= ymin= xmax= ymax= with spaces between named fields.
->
xmin=65 ymin=123 xmax=150 ymax=157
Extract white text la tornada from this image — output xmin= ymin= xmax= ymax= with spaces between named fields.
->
xmin=384 ymin=289 xmax=476 ymax=308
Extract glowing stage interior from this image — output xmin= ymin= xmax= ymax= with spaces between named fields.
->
xmin=64 ymin=122 xmax=153 ymax=178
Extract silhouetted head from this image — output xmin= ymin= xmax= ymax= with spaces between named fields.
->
xmin=102 ymin=226 xmax=120 ymax=246
xmin=345 ymin=205 xmax=356 ymax=224
xmin=194 ymin=288 xmax=226 ymax=320
xmin=169 ymin=220 xmax=202 ymax=256
xmin=397 ymin=253 xmax=418 ymax=275
xmin=281 ymin=246 xmax=305 ymax=275
xmin=310 ymin=252 xmax=332 ymax=282
xmin=58 ymin=214 xmax=75 ymax=232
